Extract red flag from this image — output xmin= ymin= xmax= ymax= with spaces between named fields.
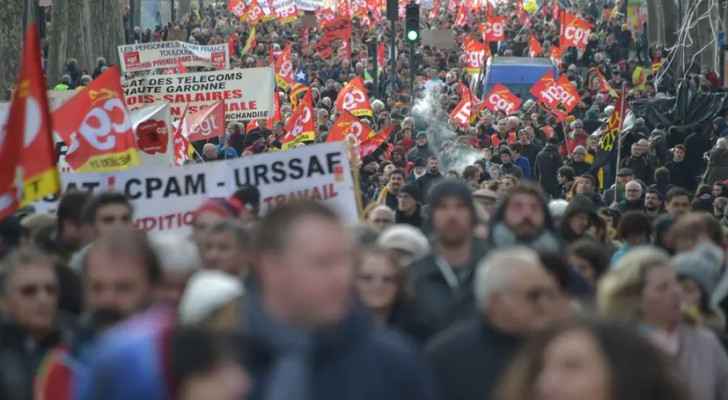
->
xmin=530 ymin=71 xmax=581 ymax=121
xmin=52 ymin=66 xmax=140 ymax=172
xmin=560 ymin=12 xmax=592 ymax=50
xmin=228 ymin=0 xmax=247 ymax=17
xmin=173 ymin=107 xmax=190 ymax=166
xmin=316 ymin=8 xmax=337 ymax=25
xmin=1 ymin=24 xmax=59 ymax=218
xmin=246 ymin=119 xmax=261 ymax=132
xmin=482 ymin=15 xmax=506 ymax=42
xmin=462 ymin=36 xmax=489 ymax=74
xmin=589 ymin=67 xmax=616 ymax=95
xmin=550 ymin=45 xmax=562 ymax=65
xmin=266 ymin=91 xmax=282 ymax=129
xmin=429 ymin=0 xmax=441 ymax=19
xmin=552 ymin=0 xmax=560 ymax=20
xmin=529 ymin=35 xmax=543 ymax=57
xmin=281 ymin=90 xmax=315 ymax=149
xmin=176 ymin=59 xmax=188 ymax=74
xmin=184 ymin=102 xmax=226 ymax=142
xmin=360 ymin=124 xmax=394 ymax=157
xmin=326 ymin=111 xmax=371 ymax=143
xmin=483 ymin=84 xmax=522 ymax=115
xmin=486 ymin=1 xmax=494 ymax=17
xmin=274 ymin=43 xmax=295 ymax=89
xmin=335 ymin=77 xmax=373 ymax=118
xmin=377 ymin=42 xmax=385 ymax=70
xmin=449 ymin=86 xmax=473 ymax=127
xmin=244 ymin=0 xmax=265 ymax=24
xmin=454 ymin=4 xmax=468 ymax=27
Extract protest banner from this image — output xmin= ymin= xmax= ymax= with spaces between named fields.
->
xmin=122 ymin=67 xmax=275 ymax=121
xmin=117 ymin=41 xmax=230 ymax=73
xmin=34 ymin=142 xmax=358 ymax=234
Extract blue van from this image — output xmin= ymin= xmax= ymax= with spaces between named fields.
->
xmin=480 ymin=56 xmax=558 ymax=100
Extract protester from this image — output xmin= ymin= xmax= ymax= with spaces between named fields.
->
xmin=245 ymin=201 xmax=435 ymax=400
xmin=598 ymin=247 xmax=728 ymax=400
xmin=496 ymin=319 xmax=689 ymax=400
xmin=408 ymin=180 xmax=488 ymax=340
xmin=427 ymin=247 xmax=566 ymax=400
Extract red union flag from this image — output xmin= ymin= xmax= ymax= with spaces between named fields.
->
xmin=335 ymin=77 xmax=373 ymax=118
xmin=482 ymin=16 xmax=506 ymax=42
xmin=449 ymin=86 xmax=473 ymax=127
xmin=462 ymin=37 xmax=489 ymax=74
xmin=0 ymin=24 xmax=59 ymax=218
xmin=454 ymin=4 xmax=468 ymax=27
xmin=274 ymin=43 xmax=295 ymax=89
xmin=530 ymin=71 xmax=580 ymax=121
xmin=360 ymin=124 xmax=394 ymax=157
xmin=245 ymin=0 xmax=265 ymax=24
xmin=228 ymin=0 xmax=246 ymax=17
xmin=529 ymin=35 xmax=542 ymax=57
xmin=326 ymin=111 xmax=371 ymax=144
xmin=560 ymin=12 xmax=592 ymax=50
xmin=184 ymin=102 xmax=225 ymax=142
xmin=484 ymin=84 xmax=522 ymax=115
xmin=281 ymin=90 xmax=315 ymax=149
xmin=53 ymin=66 xmax=139 ymax=172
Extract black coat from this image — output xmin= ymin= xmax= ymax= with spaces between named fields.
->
xmin=534 ymin=144 xmax=562 ymax=199
xmin=426 ymin=319 xmax=522 ymax=400
xmin=666 ymin=160 xmax=696 ymax=191
xmin=246 ymin=301 xmax=436 ymax=400
xmin=416 ymin=172 xmax=443 ymax=203
xmin=396 ymin=205 xmax=424 ymax=229
xmin=406 ymin=240 xmax=489 ymax=341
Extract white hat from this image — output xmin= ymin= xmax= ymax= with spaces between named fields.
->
xmin=377 ymin=224 xmax=430 ymax=263
xmin=178 ymin=271 xmax=244 ymax=325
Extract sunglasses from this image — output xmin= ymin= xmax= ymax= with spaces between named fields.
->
xmin=18 ymin=283 xmax=58 ymax=298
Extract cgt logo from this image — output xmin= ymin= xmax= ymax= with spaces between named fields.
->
xmin=124 ymin=51 xmax=141 ymax=66
xmin=540 ymin=85 xmax=577 ymax=108
xmin=488 ymin=93 xmax=516 ymax=114
xmin=564 ymin=25 xmax=590 ymax=47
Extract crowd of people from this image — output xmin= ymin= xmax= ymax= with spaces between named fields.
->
xmin=4 ymin=0 xmax=728 ymax=399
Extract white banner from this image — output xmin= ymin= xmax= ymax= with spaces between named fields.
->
xmin=122 ymin=67 xmax=275 ymax=121
xmin=295 ymin=0 xmax=323 ymax=11
xmin=34 ymin=142 xmax=359 ymax=233
xmin=117 ymin=41 xmax=230 ymax=73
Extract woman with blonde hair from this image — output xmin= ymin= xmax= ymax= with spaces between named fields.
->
xmin=597 ymin=247 xmax=728 ymax=400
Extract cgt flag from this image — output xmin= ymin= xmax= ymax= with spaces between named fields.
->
xmin=281 ymin=90 xmax=315 ymax=149
xmin=560 ymin=11 xmax=592 ymax=50
xmin=326 ymin=111 xmax=371 ymax=143
xmin=1 ymin=24 xmax=59 ymax=218
xmin=530 ymin=70 xmax=580 ymax=121
xmin=53 ymin=66 xmax=140 ymax=172
xmin=335 ymin=77 xmax=373 ymax=118
xmin=483 ymin=84 xmax=522 ymax=115
xmin=274 ymin=43 xmax=295 ymax=89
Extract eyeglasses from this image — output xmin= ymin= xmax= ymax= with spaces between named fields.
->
xmin=18 ymin=283 xmax=58 ymax=298
xmin=357 ymin=273 xmax=398 ymax=286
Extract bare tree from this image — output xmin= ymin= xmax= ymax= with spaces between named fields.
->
xmin=47 ymin=0 xmax=125 ymax=85
xmin=0 ymin=0 xmax=24 ymax=100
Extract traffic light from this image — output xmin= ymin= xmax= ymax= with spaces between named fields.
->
xmin=405 ymin=3 xmax=420 ymax=43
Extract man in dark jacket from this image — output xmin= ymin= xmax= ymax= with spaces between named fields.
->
xmin=498 ymin=147 xmax=523 ymax=179
xmin=616 ymin=180 xmax=645 ymax=213
xmin=406 ymin=132 xmax=435 ymax=163
xmin=408 ymin=180 xmax=489 ymax=341
xmin=416 ymin=156 xmax=444 ymax=202
xmin=620 ymin=142 xmax=654 ymax=185
xmin=666 ymin=144 xmax=696 ymax=191
xmin=426 ymin=247 xmax=565 ymax=400
xmin=245 ymin=201 xmax=435 ymax=400
xmin=534 ymin=139 xmax=562 ymax=199
xmin=396 ymin=183 xmax=424 ymax=228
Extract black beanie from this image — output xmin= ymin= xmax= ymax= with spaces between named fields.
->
xmin=427 ymin=179 xmax=476 ymax=222
xmin=400 ymin=183 xmax=421 ymax=203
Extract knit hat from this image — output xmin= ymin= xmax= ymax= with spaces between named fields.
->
xmin=377 ymin=224 xmax=431 ymax=263
xmin=427 ymin=179 xmax=475 ymax=222
xmin=399 ymin=183 xmax=421 ymax=203
xmin=672 ymin=243 xmax=724 ymax=296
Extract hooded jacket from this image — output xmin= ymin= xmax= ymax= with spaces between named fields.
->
xmin=534 ymin=144 xmax=562 ymax=199
xmin=560 ymin=195 xmax=600 ymax=244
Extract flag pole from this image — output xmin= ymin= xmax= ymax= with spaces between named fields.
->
xmin=614 ymin=83 xmax=627 ymax=179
